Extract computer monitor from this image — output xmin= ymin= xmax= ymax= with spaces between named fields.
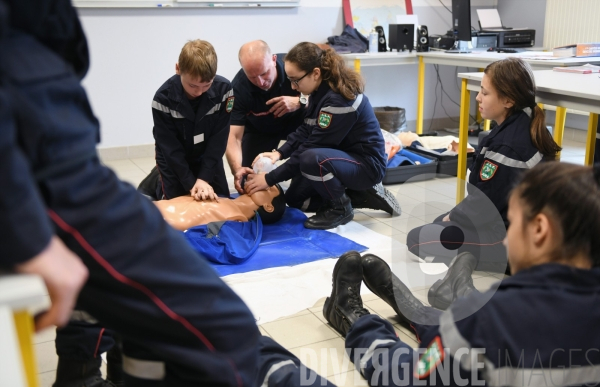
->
xmin=447 ymin=0 xmax=472 ymax=53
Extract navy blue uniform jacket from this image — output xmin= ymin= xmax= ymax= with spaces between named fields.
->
xmin=230 ymin=54 xmax=304 ymax=135
xmin=264 ymin=82 xmax=386 ymax=186
xmin=417 ymin=264 xmax=600 ymax=386
xmin=451 ymin=111 xmax=543 ymax=227
xmin=152 ymin=74 xmax=233 ymax=193
xmin=0 ymin=0 xmax=94 ymax=265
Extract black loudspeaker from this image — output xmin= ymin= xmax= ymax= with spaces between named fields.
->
xmin=416 ymin=25 xmax=430 ymax=52
xmin=388 ymin=24 xmax=414 ymax=52
xmin=374 ymin=25 xmax=387 ymax=52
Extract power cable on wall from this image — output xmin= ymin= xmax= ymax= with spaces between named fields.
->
xmin=429 ymin=65 xmax=477 ymax=131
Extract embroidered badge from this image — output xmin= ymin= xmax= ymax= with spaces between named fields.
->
xmin=226 ymin=96 xmax=235 ymax=113
xmin=415 ymin=336 xmax=445 ymax=379
xmin=318 ymin=112 xmax=332 ymax=128
xmin=480 ymin=160 xmax=498 ymax=181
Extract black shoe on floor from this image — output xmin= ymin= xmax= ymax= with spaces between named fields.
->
xmin=346 ymin=183 xmax=401 ymax=216
xmin=136 ymin=166 xmax=160 ymax=201
xmin=304 ymin=193 xmax=354 ymax=230
xmin=53 ymin=358 xmax=116 ymax=387
xmin=361 ymin=253 xmax=424 ymax=326
xmin=427 ymin=252 xmax=478 ymax=310
xmin=323 ymin=251 xmax=370 ymax=337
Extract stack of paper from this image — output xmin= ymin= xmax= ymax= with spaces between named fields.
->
xmin=553 ymin=64 xmax=600 ymax=74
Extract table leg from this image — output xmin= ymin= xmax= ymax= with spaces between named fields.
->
xmin=354 ymin=58 xmax=361 ymax=74
xmin=585 ymin=113 xmax=598 ymax=166
xmin=483 ymin=119 xmax=491 ymax=131
xmin=416 ymin=56 xmax=425 ymax=135
xmin=554 ymin=106 xmax=567 ymax=160
xmin=14 ymin=310 xmax=39 ymax=387
xmin=476 ymin=69 xmax=483 ymax=125
xmin=456 ymin=78 xmax=470 ymax=204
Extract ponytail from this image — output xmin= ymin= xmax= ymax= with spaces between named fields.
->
xmin=286 ymin=42 xmax=364 ymax=101
xmin=320 ymin=48 xmax=364 ymax=100
xmin=529 ymin=105 xmax=562 ymax=159
xmin=485 ymin=58 xmax=561 ymax=159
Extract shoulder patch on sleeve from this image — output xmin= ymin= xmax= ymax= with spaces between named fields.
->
xmin=226 ymin=96 xmax=235 ymax=113
xmin=480 ymin=160 xmax=498 ymax=181
xmin=415 ymin=336 xmax=445 ymax=380
xmin=318 ymin=112 xmax=332 ymax=128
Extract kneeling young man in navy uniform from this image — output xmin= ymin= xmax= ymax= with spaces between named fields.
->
xmin=152 ymin=40 xmax=233 ymax=201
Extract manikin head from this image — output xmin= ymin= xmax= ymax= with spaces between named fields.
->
xmin=252 ymin=184 xmax=286 ymax=224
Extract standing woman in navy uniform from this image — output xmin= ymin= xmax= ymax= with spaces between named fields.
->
xmin=153 ymin=40 xmax=233 ymax=200
xmin=407 ymin=58 xmax=561 ymax=292
xmin=245 ymin=42 xmax=400 ymax=230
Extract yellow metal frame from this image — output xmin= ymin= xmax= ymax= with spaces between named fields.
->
xmin=456 ymin=78 xmax=470 ymax=204
xmin=354 ymin=58 xmax=361 ymax=74
xmin=14 ymin=310 xmax=39 ymax=387
xmin=585 ymin=113 xmax=599 ymax=166
xmin=416 ymin=56 xmax=425 ymax=134
xmin=554 ymin=106 xmax=567 ymax=160
xmin=483 ymin=119 xmax=491 ymax=131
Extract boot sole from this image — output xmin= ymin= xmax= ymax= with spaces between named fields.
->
xmin=347 ymin=185 xmax=401 ymax=217
xmin=427 ymin=279 xmax=452 ymax=310
xmin=427 ymin=252 xmax=477 ymax=310
xmin=372 ymin=184 xmax=402 ymax=216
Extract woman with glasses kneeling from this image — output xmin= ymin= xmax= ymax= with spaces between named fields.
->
xmin=244 ymin=42 xmax=400 ymax=230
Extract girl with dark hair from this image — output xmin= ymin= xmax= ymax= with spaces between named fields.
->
xmin=406 ymin=58 xmax=561 ymax=297
xmin=324 ymin=162 xmax=600 ymax=387
xmin=245 ymin=42 xmax=401 ymax=229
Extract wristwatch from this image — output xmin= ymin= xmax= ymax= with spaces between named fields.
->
xmin=299 ymin=93 xmax=308 ymax=107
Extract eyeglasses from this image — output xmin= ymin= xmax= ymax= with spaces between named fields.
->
xmin=288 ymin=71 xmax=310 ymax=87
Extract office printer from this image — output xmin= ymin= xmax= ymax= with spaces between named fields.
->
xmin=476 ymin=9 xmax=535 ymax=48
xmin=480 ymin=28 xmax=535 ymax=48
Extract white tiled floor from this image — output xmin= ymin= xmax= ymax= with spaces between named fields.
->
xmin=34 ymin=139 xmax=586 ymax=386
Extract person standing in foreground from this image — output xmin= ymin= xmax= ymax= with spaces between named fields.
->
xmin=0 ymin=1 xmax=337 ymax=385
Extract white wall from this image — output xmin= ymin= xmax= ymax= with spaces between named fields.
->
xmin=78 ymin=0 xmax=496 ymax=149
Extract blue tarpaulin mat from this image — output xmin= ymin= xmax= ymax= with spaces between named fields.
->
xmin=198 ymin=207 xmax=367 ymax=276
xmin=387 ymin=148 xmax=435 ymax=168
xmin=184 ymin=214 xmax=263 ymax=265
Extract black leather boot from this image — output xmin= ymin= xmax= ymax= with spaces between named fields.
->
xmin=323 ymin=251 xmax=370 ymax=337
xmin=427 ymin=252 xmax=478 ymax=310
xmin=346 ymin=183 xmax=401 ymax=216
xmin=53 ymin=358 xmax=116 ymax=387
xmin=136 ymin=166 xmax=159 ymax=201
xmin=304 ymin=193 xmax=354 ymax=230
xmin=361 ymin=254 xmax=424 ymax=326
xmin=106 ymin=344 xmax=125 ymax=387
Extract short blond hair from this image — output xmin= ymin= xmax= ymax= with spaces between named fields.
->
xmin=178 ymin=40 xmax=217 ymax=81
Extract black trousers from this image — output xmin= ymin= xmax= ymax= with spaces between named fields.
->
xmin=406 ymin=213 xmax=507 ymax=272
xmin=241 ymin=126 xmax=296 ymax=168
xmin=285 ymin=148 xmax=380 ymax=210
